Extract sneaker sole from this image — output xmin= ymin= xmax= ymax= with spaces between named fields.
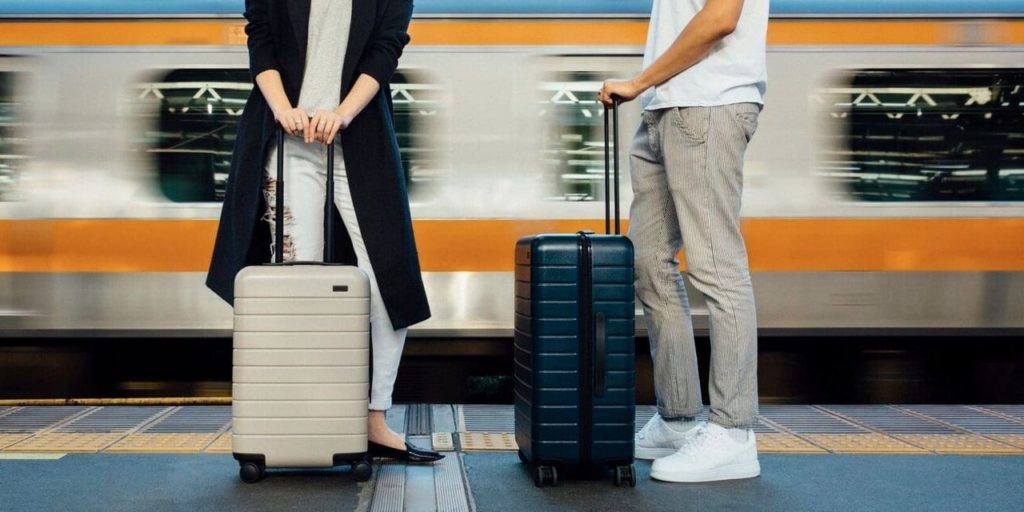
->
xmin=650 ymin=460 xmax=761 ymax=483
xmin=635 ymin=445 xmax=677 ymax=460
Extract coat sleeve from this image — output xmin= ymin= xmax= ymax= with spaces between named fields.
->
xmin=356 ymin=0 xmax=413 ymax=86
xmin=244 ymin=0 xmax=278 ymax=81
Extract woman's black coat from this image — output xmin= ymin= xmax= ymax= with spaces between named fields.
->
xmin=206 ymin=0 xmax=431 ymax=330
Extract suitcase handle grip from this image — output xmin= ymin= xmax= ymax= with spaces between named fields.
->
xmin=273 ymin=261 xmax=347 ymax=267
xmin=603 ymin=100 xmax=621 ymax=235
xmin=275 ymin=126 xmax=338 ymax=264
xmin=594 ymin=312 xmax=607 ymax=397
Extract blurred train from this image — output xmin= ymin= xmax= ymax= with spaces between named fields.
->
xmin=0 ymin=0 xmax=1022 ymax=340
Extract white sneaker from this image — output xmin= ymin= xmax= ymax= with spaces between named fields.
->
xmin=650 ymin=422 xmax=760 ymax=483
xmin=634 ymin=413 xmax=704 ymax=460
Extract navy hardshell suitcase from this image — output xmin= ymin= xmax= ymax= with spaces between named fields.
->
xmin=514 ymin=103 xmax=637 ymax=487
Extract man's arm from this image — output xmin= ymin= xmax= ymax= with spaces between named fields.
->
xmin=598 ymin=0 xmax=744 ymax=106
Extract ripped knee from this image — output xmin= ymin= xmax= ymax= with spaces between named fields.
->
xmin=262 ymin=174 xmax=296 ymax=262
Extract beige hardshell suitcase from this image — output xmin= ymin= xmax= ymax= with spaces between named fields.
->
xmin=232 ymin=130 xmax=372 ymax=483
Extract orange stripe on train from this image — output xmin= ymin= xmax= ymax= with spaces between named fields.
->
xmin=1 ymin=218 xmax=1022 ymax=273
xmin=0 ymin=20 xmax=1022 ymax=46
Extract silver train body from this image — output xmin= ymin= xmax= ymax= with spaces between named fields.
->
xmin=1 ymin=21 xmax=1022 ymax=338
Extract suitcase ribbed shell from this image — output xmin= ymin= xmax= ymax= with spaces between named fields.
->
xmin=233 ymin=265 xmax=370 ymax=467
xmin=514 ymin=234 xmax=636 ymax=471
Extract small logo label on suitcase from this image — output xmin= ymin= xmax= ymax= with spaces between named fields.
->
xmin=333 ymin=285 xmax=349 ymax=292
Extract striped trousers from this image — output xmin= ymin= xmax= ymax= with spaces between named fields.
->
xmin=628 ymin=103 xmax=761 ymax=428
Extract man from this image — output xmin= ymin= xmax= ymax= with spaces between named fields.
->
xmin=598 ymin=0 xmax=768 ymax=483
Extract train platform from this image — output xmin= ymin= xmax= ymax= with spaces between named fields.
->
xmin=1 ymin=404 xmax=1023 ymax=511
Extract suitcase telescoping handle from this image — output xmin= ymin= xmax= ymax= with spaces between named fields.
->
xmin=274 ymin=126 xmax=337 ymax=264
xmin=589 ymin=100 xmax=620 ymax=397
xmin=603 ymin=100 xmax=621 ymax=235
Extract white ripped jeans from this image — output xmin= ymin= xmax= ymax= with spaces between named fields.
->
xmin=263 ymin=134 xmax=406 ymax=411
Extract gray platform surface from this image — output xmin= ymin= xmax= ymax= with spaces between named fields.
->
xmin=463 ymin=453 xmax=1024 ymax=512
xmin=0 ymin=454 xmax=371 ymax=512
xmin=2 ymin=452 xmax=1024 ymax=512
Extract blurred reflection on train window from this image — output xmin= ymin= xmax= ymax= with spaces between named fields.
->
xmin=540 ymin=73 xmax=609 ymax=202
xmin=136 ymin=69 xmax=437 ymax=203
xmin=135 ymin=68 xmax=251 ymax=202
xmin=391 ymin=70 xmax=441 ymax=200
xmin=0 ymin=72 xmax=25 ymax=202
xmin=819 ymin=69 xmax=1024 ymax=202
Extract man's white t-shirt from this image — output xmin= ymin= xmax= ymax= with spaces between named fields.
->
xmin=639 ymin=0 xmax=769 ymax=110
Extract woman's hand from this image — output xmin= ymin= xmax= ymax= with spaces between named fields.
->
xmin=307 ymin=110 xmax=352 ymax=144
xmin=274 ymin=107 xmax=310 ymax=136
xmin=598 ymin=79 xmax=644 ymax=107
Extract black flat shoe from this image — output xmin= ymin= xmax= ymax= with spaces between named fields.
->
xmin=368 ymin=440 xmax=445 ymax=463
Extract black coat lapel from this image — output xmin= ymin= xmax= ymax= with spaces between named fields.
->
xmin=287 ymin=0 xmax=311 ymax=61
xmin=342 ymin=0 xmax=376 ymax=92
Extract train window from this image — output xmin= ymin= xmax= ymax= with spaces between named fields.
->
xmin=391 ymin=70 xmax=442 ymax=199
xmin=0 ymin=71 xmax=25 ymax=202
xmin=819 ymin=69 xmax=1024 ymax=202
xmin=540 ymin=72 xmax=610 ymax=202
xmin=135 ymin=68 xmax=437 ymax=203
xmin=135 ymin=69 xmax=251 ymax=203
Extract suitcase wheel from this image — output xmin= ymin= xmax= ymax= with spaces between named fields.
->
xmin=239 ymin=461 xmax=266 ymax=484
xmin=613 ymin=464 xmax=636 ymax=488
xmin=534 ymin=465 xmax=558 ymax=488
xmin=517 ymin=450 xmax=528 ymax=465
xmin=351 ymin=460 xmax=373 ymax=482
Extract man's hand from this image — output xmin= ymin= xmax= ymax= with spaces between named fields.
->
xmin=598 ymin=79 xmax=644 ymax=107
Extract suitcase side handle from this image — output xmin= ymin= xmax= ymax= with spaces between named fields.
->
xmin=594 ymin=311 xmax=607 ymax=397
xmin=603 ymin=100 xmax=621 ymax=235
xmin=274 ymin=126 xmax=338 ymax=264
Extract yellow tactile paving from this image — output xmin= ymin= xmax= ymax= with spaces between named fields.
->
xmin=1 ymin=406 xmax=1023 ymax=456
xmin=106 ymin=433 xmax=219 ymax=453
xmin=205 ymin=433 xmax=233 ymax=453
xmin=459 ymin=432 xmax=518 ymax=452
xmin=432 ymin=432 xmax=455 ymax=452
xmin=894 ymin=435 xmax=1024 ymax=455
xmin=6 ymin=433 xmax=125 ymax=453
xmin=0 ymin=434 xmax=31 ymax=450
xmin=803 ymin=434 xmax=927 ymax=454
xmin=756 ymin=433 xmax=827 ymax=454
xmin=990 ymin=435 xmax=1024 ymax=449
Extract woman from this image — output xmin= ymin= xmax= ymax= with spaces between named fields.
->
xmin=206 ymin=0 xmax=440 ymax=463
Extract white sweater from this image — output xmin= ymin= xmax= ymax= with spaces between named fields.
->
xmin=297 ymin=0 xmax=353 ymax=114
